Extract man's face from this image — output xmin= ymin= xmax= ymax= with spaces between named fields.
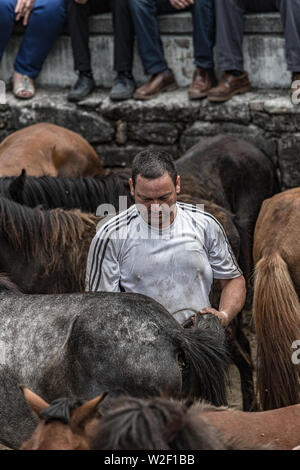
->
xmin=129 ymin=172 xmax=181 ymax=228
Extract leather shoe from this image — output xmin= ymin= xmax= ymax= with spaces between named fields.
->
xmin=208 ymin=72 xmax=251 ymax=103
xmin=110 ymin=73 xmax=136 ymax=101
xmin=188 ymin=68 xmax=217 ymax=100
xmin=68 ymin=73 xmax=95 ymax=102
xmin=134 ymin=69 xmax=177 ymax=100
xmin=291 ymin=72 xmax=300 ymax=104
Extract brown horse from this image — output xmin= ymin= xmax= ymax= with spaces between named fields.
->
xmin=21 ymin=390 xmax=300 ymax=450
xmin=0 ymin=123 xmax=104 ymax=177
xmin=253 ymin=188 xmax=300 ymax=410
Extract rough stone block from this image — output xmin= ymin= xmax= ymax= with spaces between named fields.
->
xmin=97 ymin=143 xmax=179 ymax=167
xmin=128 ymin=122 xmax=178 ymax=145
xmin=100 ymin=90 xmax=200 ymax=122
xmin=6 ymin=91 xmax=114 ymax=144
xmin=198 ymin=94 xmax=251 ymax=124
xmin=278 ymin=135 xmax=300 ymax=189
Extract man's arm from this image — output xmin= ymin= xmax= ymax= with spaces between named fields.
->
xmin=200 ymin=276 xmax=246 ymax=327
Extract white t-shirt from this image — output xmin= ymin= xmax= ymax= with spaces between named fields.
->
xmin=86 ymin=202 xmax=242 ymax=324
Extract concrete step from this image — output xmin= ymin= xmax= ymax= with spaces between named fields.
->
xmin=0 ymin=13 xmax=291 ymax=89
xmin=1 ymin=87 xmax=299 ymax=189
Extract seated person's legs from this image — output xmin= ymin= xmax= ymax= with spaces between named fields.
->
xmin=188 ymin=0 xmax=216 ymax=100
xmin=0 ymin=0 xmax=16 ymax=64
xmin=13 ymin=0 xmax=67 ymax=99
xmin=128 ymin=0 xmax=177 ymax=100
xmin=110 ymin=0 xmax=136 ymax=101
xmin=67 ymin=0 xmax=111 ymax=101
xmin=277 ymin=0 xmax=300 ymax=99
xmin=208 ymin=0 xmax=288 ymax=102
xmin=208 ymin=0 xmax=251 ymax=102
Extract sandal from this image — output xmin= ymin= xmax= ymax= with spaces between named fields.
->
xmin=13 ymin=71 xmax=35 ymax=99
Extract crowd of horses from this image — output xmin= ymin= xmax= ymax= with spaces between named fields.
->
xmin=0 ymin=123 xmax=299 ymax=450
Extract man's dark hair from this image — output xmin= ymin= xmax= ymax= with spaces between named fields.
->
xmin=131 ymin=149 xmax=178 ymax=187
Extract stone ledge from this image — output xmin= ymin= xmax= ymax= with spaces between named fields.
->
xmin=13 ymin=12 xmax=281 ymax=35
xmin=1 ymin=87 xmax=300 ymax=188
xmin=82 ymin=12 xmax=284 ymax=35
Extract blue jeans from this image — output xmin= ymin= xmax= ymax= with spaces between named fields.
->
xmin=0 ymin=0 xmax=67 ymax=78
xmin=128 ymin=0 xmax=215 ymax=75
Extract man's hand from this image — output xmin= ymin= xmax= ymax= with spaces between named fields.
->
xmin=74 ymin=0 xmax=89 ymax=4
xmin=169 ymin=0 xmax=194 ymax=11
xmin=199 ymin=307 xmax=229 ymax=327
xmin=15 ymin=0 xmax=35 ymax=26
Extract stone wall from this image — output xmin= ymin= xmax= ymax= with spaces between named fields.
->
xmin=1 ymin=88 xmax=299 ymax=190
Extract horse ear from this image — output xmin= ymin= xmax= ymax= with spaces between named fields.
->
xmin=70 ymin=392 xmax=108 ymax=431
xmin=9 ymin=169 xmax=27 ymax=202
xmin=20 ymin=385 xmax=49 ymax=418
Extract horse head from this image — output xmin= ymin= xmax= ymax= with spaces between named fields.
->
xmin=20 ymin=387 xmax=107 ymax=450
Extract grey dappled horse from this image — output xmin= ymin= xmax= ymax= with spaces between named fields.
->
xmin=0 ymin=291 xmax=228 ymax=449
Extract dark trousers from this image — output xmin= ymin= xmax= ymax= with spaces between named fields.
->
xmin=67 ymin=0 xmax=135 ymax=73
xmin=215 ymin=0 xmax=300 ymax=72
xmin=128 ymin=0 xmax=215 ymax=75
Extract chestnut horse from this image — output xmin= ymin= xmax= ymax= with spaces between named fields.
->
xmin=0 ymin=123 xmax=104 ymax=177
xmin=253 ymin=188 xmax=300 ymax=410
xmin=21 ymin=391 xmax=300 ymax=450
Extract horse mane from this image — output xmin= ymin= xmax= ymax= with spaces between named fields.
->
xmin=0 ymin=273 xmax=21 ymax=293
xmin=90 ymin=396 xmax=229 ymax=450
xmin=90 ymin=396 xmax=275 ymax=450
xmin=5 ymin=171 xmax=133 ymax=212
xmin=39 ymin=398 xmax=85 ymax=424
xmin=0 ymin=197 xmax=98 ymax=292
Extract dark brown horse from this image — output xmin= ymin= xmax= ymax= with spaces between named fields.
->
xmin=0 ymin=197 xmax=98 ymax=293
xmin=253 ymin=188 xmax=300 ymax=410
xmin=0 ymin=169 xmax=133 ymax=213
xmin=21 ymin=391 xmax=297 ymax=450
xmin=0 ymin=123 xmax=104 ymax=177
xmin=177 ymin=135 xmax=279 ymax=281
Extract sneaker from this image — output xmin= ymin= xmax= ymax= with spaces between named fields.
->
xmin=68 ymin=72 xmax=95 ymax=102
xmin=110 ymin=73 xmax=136 ymax=101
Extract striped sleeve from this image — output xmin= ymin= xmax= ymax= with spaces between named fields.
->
xmin=85 ymin=226 xmax=121 ymax=293
xmin=205 ymin=214 xmax=243 ymax=279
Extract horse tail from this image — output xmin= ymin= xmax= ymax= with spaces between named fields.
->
xmin=174 ymin=316 xmax=230 ymax=406
xmin=253 ymin=253 xmax=300 ymax=410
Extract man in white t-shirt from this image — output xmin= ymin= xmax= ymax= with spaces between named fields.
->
xmin=86 ymin=150 xmax=246 ymax=327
